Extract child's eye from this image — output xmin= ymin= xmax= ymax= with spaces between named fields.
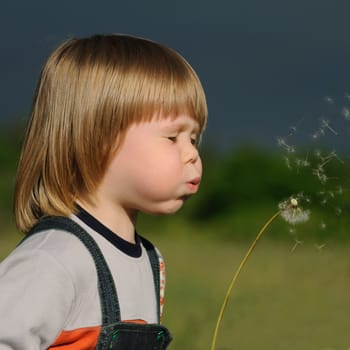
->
xmin=167 ymin=136 xmax=177 ymax=142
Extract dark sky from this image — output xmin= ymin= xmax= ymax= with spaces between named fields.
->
xmin=2 ymin=0 xmax=350 ymax=150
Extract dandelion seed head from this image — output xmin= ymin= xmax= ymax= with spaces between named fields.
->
xmin=278 ymin=197 xmax=310 ymax=225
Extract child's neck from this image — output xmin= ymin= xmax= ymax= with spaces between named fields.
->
xmin=76 ymin=200 xmax=137 ymax=243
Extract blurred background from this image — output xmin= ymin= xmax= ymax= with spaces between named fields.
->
xmin=1 ymin=1 xmax=350 ymax=349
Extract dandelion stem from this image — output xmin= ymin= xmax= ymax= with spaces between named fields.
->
xmin=210 ymin=210 xmax=281 ymax=350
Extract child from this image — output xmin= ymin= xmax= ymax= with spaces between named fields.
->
xmin=0 ymin=34 xmax=207 ymax=349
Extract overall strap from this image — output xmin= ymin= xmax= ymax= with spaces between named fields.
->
xmin=22 ymin=216 xmax=121 ymax=324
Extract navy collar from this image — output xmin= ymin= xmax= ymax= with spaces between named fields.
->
xmin=76 ymin=206 xmax=142 ymax=258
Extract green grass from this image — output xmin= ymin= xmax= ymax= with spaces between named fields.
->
xmin=1 ymin=222 xmax=350 ymax=350
xmin=148 ymin=229 xmax=350 ymax=350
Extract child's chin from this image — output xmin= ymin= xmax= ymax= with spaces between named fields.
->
xmin=146 ymin=200 xmax=185 ymax=216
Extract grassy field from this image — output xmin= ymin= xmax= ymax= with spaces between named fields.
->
xmin=149 ymin=231 xmax=350 ymax=350
xmin=1 ymin=222 xmax=350 ymax=350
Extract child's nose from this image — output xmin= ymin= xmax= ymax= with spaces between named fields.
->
xmin=182 ymin=143 xmax=200 ymax=164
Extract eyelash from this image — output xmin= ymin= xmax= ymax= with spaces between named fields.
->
xmin=191 ymin=137 xmax=198 ymax=146
xmin=167 ymin=135 xmax=198 ymax=146
xmin=168 ymin=136 xmax=177 ymax=142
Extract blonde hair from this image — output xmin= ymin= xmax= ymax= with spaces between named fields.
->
xmin=14 ymin=34 xmax=207 ymax=233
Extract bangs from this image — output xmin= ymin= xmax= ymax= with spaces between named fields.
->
xmin=132 ymin=67 xmax=207 ymax=132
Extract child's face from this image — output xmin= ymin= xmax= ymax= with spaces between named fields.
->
xmin=98 ymin=114 xmax=202 ymax=215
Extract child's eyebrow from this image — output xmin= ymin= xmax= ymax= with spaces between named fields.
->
xmin=162 ymin=120 xmax=200 ymax=134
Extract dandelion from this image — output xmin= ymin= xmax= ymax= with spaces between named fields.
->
xmin=210 ymin=197 xmax=310 ymax=350
xmin=279 ymin=197 xmax=310 ymax=224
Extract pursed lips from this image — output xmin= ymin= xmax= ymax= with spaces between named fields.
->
xmin=186 ymin=177 xmax=201 ymax=193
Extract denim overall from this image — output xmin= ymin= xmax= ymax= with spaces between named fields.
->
xmin=24 ymin=216 xmax=173 ymax=350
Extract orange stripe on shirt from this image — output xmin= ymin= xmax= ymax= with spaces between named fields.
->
xmin=122 ymin=319 xmax=147 ymax=324
xmin=49 ymin=326 xmax=100 ymax=349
